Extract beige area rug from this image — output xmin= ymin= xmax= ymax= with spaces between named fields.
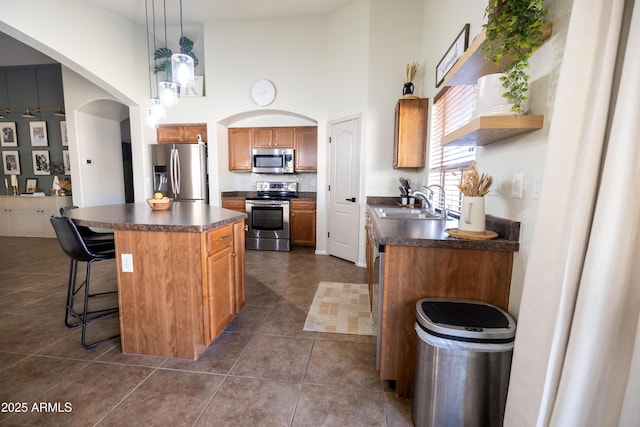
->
xmin=303 ymin=281 xmax=375 ymax=336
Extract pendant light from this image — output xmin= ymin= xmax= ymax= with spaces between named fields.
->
xmin=171 ymin=0 xmax=195 ymax=87
xmin=145 ymin=0 xmax=159 ymax=127
xmin=158 ymin=0 xmax=177 ymax=107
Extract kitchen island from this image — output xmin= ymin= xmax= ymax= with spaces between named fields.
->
xmin=366 ymin=198 xmax=520 ymax=398
xmin=65 ymin=202 xmax=247 ymax=359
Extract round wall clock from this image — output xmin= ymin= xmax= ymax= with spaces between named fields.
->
xmin=251 ymin=79 xmax=276 ymax=106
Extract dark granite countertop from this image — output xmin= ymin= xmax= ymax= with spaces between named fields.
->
xmin=221 ymin=191 xmax=316 ymax=201
xmin=367 ymin=197 xmax=520 ymax=251
xmin=65 ymin=202 xmax=247 ymax=232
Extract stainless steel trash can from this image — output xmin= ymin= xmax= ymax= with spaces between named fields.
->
xmin=413 ymin=298 xmax=516 ymax=427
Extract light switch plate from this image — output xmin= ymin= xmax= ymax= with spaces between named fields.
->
xmin=511 ymin=172 xmax=523 ymax=199
xmin=121 ymin=253 xmax=133 ymax=272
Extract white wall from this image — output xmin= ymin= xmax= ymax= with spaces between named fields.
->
xmin=61 ymin=68 xmax=130 ymax=207
xmin=420 ymin=0 xmax=570 ymax=317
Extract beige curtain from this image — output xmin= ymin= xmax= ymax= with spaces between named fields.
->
xmin=504 ymin=0 xmax=640 ymax=425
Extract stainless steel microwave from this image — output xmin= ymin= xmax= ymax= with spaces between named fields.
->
xmin=251 ymin=148 xmax=294 ymax=174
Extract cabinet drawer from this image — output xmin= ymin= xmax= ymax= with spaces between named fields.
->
xmin=206 ymin=225 xmax=233 ymax=254
xmin=291 ymin=200 xmax=316 ymax=211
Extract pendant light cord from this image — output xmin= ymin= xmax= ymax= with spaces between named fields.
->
xmin=145 ymin=0 xmax=152 ymax=98
xmin=180 ymin=0 xmax=184 ymax=38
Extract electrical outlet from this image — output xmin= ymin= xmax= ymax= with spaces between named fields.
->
xmin=532 ymin=173 xmax=543 ymax=199
xmin=121 ymin=253 xmax=133 ymax=272
xmin=511 ymin=172 xmax=523 ymax=199
xmin=487 ymin=178 xmax=500 ymax=196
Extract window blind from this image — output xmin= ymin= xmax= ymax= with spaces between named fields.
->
xmin=428 ymin=85 xmax=477 ymax=216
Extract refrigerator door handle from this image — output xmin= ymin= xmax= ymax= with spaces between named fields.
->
xmin=172 ymin=147 xmax=181 ymax=195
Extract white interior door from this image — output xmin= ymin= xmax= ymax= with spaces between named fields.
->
xmin=328 ymin=117 xmax=360 ymax=263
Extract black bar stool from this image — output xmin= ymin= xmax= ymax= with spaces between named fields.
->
xmin=59 ymin=206 xmax=114 ymax=245
xmin=50 ymin=216 xmax=120 ymax=349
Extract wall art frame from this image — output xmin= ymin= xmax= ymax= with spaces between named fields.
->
xmin=60 ymin=121 xmax=68 ymax=146
xmin=30 ymin=121 xmax=48 ymax=146
xmin=1 ymin=122 xmax=18 ymax=147
xmin=63 ymin=150 xmax=70 ymax=175
xmin=32 ymin=150 xmax=50 ymax=175
xmin=435 ymin=23 xmax=470 ymax=88
xmin=2 ymin=150 xmax=21 ymax=174
xmin=26 ymin=178 xmax=38 ymax=193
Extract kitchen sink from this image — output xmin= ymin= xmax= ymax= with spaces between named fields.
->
xmin=374 ymin=207 xmax=442 ymax=220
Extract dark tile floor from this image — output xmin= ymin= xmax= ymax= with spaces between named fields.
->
xmin=0 ymin=236 xmax=413 ymax=426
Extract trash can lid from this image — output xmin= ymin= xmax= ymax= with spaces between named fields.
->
xmin=416 ymin=298 xmax=516 ymax=343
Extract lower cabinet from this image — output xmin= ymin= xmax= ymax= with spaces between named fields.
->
xmin=116 ymin=219 xmax=246 ymax=359
xmin=0 ymin=195 xmax=72 ymax=237
xmin=291 ymin=200 xmax=316 ymax=247
xmin=379 ymin=244 xmax=513 ymax=398
xmin=203 ymin=224 xmax=236 ymax=343
xmin=221 ymin=198 xmax=246 ymax=213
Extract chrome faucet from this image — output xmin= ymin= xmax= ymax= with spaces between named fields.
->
xmin=426 ymin=184 xmax=447 ymax=219
xmin=410 ymin=191 xmax=432 ymax=210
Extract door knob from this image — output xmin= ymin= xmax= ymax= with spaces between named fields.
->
xmin=345 ymin=197 xmax=356 ymax=202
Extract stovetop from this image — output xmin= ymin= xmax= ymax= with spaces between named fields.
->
xmin=254 ymin=181 xmax=298 ymax=199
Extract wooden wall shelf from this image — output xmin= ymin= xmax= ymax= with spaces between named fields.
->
xmin=443 ymin=24 xmax=552 ymax=87
xmin=442 ymin=115 xmax=544 ymax=146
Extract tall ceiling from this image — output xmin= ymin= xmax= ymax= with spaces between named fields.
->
xmin=86 ymin=0 xmax=354 ymax=25
xmin=1 ymin=0 xmax=354 ymax=66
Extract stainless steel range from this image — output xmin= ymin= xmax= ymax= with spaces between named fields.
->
xmin=245 ymin=181 xmax=298 ymax=251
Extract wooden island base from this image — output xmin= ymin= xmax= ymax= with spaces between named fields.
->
xmin=65 ymin=202 xmax=247 ymax=360
xmin=115 ymin=222 xmax=245 ymax=360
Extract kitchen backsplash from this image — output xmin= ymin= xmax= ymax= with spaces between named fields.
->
xmin=250 ymin=172 xmax=317 ymax=192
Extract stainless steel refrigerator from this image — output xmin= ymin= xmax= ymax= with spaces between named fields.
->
xmin=151 ymin=143 xmax=208 ymax=203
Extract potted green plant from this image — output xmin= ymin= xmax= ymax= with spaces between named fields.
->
xmin=482 ymin=0 xmax=549 ymax=114
xmin=154 ymin=36 xmax=199 ymax=80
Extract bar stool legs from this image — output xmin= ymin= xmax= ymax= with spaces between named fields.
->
xmin=65 ymin=258 xmax=120 ymax=349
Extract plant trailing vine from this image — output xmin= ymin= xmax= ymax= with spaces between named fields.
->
xmin=154 ymin=36 xmax=199 ymax=79
xmin=482 ymin=0 xmax=549 ymax=113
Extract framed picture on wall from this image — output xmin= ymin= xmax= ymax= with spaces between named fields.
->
xmin=63 ymin=150 xmax=70 ymax=174
xmin=30 ymin=121 xmax=48 ymax=146
xmin=1 ymin=122 xmax=18 ymax=147
xmin=60 ymin=121 xmax=68 ymax=146
xmin=26 ymin=178 xmax=38 ymax=193
xmin=2 ymin=150 xmax=21 ymax=174
xmin=435 ymin=23 xmax=470 ymax=88
xmin=32 ymin=150 xmax=50 ymax=175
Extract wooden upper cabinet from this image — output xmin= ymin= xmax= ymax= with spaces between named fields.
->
xmin=252 ymin=128 xmax=294 ymax=148
xmin=393 ymin=98 xmax=429 ymax=168
xmin=228 ymin=128 xmax=252 ymax=171
xmin=182 ymin=124 xmax=207 ymax=142
xmin=228 ymin=126 xmax=318 ymax=171
xmin=252 ymin=128 xmax=273 ymax=148
xmin=157 ymin=125 xmax=182 ymax=143
xmin=294 ymin=127 xmax=317 ymax=171
xmin=273 ymin=128 xmax=294 ymax=148
xmin=157 ymin=124 xmax=207 ymax=144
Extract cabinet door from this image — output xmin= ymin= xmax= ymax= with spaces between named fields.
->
xmin=233 ymin=221 xmax=246 ymax=313
xmin=182 ymin=124 xmax=207 ymax=142
xmin=252 ymin=128 xmax=273 ymax=147
xmin=221 ymin=198 xmax=246 ymax=213
xmin=157 ymin=125 xmax=182 ymax=143
xmin=272 ymin=128 xmax=294 ymax=148
xmin=205 ymin=226 xmax=235 ymax=341
xmin=228 ymin=128 xmax=252 ymax=171
xmin=294 ymin=127 xmax=317 ymax=171
xmin=290 ymin=200 xmax=316 ymax=246
xmin=393 ymin=98 xmax=429 ymax=168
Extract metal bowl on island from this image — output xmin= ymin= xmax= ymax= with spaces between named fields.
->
xmin=147 ymin=196 xmax=174 ymax=211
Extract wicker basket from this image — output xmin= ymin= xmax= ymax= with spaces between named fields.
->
xmin=147 ymin=198 xmax=174 ymax=211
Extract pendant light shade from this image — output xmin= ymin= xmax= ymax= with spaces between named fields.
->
xmin=150 ymin=98 xmax=165 ymax=120
xmin=158 ymin=81 xmax=177 ymax=107
xmin=171 ymin=53 xmax=195 ymax=87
